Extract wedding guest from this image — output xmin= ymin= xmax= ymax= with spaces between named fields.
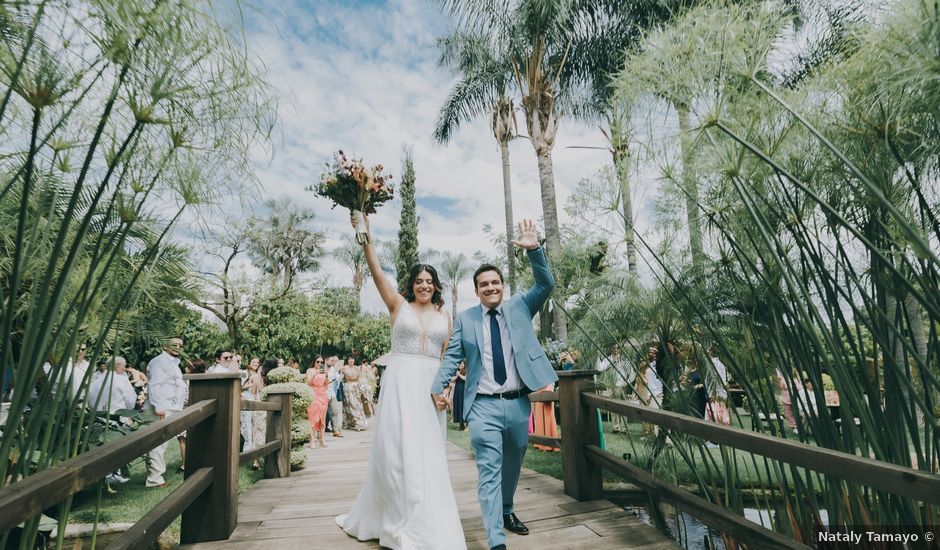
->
xmin=645 ymin=346 xmax=665 ymax=409
xmin=341 ymin=356 xmax=368 ymax=431
xmin=260 ymin=357 xmax=278 ymax=385
xmin=305 ymin=357 xmax=329 ymax=448
xmin=70 ymin=342 xmax=91 ymax=399
xmin=775 ymin=369 xmax=799 ymax=432
xmin=643 ymin=345 xmax=667 ymax=437
xmin=704 ymin=348 xmax=731 ymax=425
xmin=327 ymin=356 xmax=344 ymax=437
xmin=208 ymin=349 xmax=235 ymax=373
xmin=597 ymin=345 xmax=631 ymax=433
xmin=241 ymin=356 xmax=265 ymax=469
xmin=559 ymin=350 xmax=576 ymax=371
xmin=88 ymin=356 xmax=137 ymax=414
xmin=682 ymin=343 xmax=707 ymax=419
xmin=88 ymin=355 xmax=136 ymax=485
xmin=359 ymin=361 xmax=377 ymax=417
xmin=90 ymin=359 xmax=107 ymax=386
xmin=177 ymin=358 xmax=207 ymax=472
xmin=145 ymin=337 xmax=186 ymax=488
xmin=450 ymin=362 xmax=467 ymax=431
xmin=795 ymin=374 xmax=819 ymax=420
xmin=530 ymin=381 xmax=560 ymax=452
xmin=125 ymin=363 xmax=148 ymax=411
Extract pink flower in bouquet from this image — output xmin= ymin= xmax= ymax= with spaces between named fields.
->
xmin=313 ymin=150 xmax=394 ymax=244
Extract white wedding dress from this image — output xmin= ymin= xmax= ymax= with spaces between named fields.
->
xmin=336 ymin=302 xmax=466 ymax=549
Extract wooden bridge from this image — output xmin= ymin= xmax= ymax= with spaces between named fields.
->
xmin=177 ymin=428 xmax=677 ymax=549
xmin=2 ymin=371 xmax=939 ymax=549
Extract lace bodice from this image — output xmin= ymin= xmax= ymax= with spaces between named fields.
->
xmin=391 ymin=302 xmax=449 ymax=359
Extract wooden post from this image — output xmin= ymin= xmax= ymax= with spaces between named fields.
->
xmin=558 ymin=369 xmax=603 ymax=501
xmin=263 ymin=388 xmax=293 ymax=479
xmin=180 ymin=372 xmax=241 ymax=544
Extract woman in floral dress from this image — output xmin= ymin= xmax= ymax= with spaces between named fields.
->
xmin=341 ymin=356 xmax=368 ymax=431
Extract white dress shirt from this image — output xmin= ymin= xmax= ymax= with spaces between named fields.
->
xmin=477 ymin=304 xmax=523 ymax=394
xmin=646 ymin=361 xmax=664 ymax=405
xmin=89 ymin=371 xmax=138 ymax=413
xmin=146 ymin=351 xmax=185 ymax=412
xmin=327 ymin=366 xmax=338 ymax=400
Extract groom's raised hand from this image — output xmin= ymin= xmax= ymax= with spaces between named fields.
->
xmin=511 ymin=219 xmax=539 ymax=250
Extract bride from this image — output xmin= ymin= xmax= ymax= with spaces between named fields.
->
xmin=336 ymin=214 xmax=466 ymax=549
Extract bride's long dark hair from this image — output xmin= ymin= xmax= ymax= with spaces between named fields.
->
xmin=401 ymin=264 xmax=445 ymax=309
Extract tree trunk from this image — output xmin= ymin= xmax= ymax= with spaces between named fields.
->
xmin=612 ymin=145 xmax=638 ymax=276
xmin=227 ymin=317 xmax=239 ymax=349
xmin=354 ymin=277 xmax=363 ymax=314
xmin=903 ymin=293 xmax=927 ymax=429
xmin=677 ymin=104 xmax=704 ymax=271
xmin=499 ymin=140 xmax=517 ymax=294
xmin=452 ymin=287 xmax=458 ymax=320
xmin=535 ymin=148 xmax=567 ymax=342
xmin=607 ymin=109 xmax=638 ymax=276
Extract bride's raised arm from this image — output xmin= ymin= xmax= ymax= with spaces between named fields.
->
xmin=354 ymin=214 xmax=404 ymax=314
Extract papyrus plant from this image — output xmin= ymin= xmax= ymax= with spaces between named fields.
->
xmin=0 ymin=1 xmax=272 ymax=548
xmin=557 ymin=0 xmax=939 ymax=546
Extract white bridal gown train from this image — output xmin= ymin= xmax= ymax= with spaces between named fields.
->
xmin=336 ymin=302 xmax=466 ymax=550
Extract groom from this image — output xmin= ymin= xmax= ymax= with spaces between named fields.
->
xmin=432 ymin=219 xmax=558 ymax=550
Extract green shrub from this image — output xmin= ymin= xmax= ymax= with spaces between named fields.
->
xmin=267 ymin=366 xmax=303 ymax=384
xmin=291 ymin=419 xmax=311 ymax=446
xmin=261 ymin=382 xmax=313 ymax=416
xmin=290 ymin=448 xmax=307 ymax=471
xmin=262 ymin=382 xmax=313 ymax=471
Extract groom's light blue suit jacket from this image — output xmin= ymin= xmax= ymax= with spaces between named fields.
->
xmin=432 ymin=247 xmax=558 ymax=415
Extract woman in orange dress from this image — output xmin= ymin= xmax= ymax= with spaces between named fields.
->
xmin=531 ymin=383 xmax=560 ymax=452
xmin=306 ymin=356 xmax=329 ymax=448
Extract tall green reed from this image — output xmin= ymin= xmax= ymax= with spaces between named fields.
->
xmin=0 ymin=1 xmax=272 ymax=548
xmin=560 ymin=0 xmax=939 ymax=545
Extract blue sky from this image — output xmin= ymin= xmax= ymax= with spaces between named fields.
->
xmin=217 ymin=0 xmax=659 ymax=313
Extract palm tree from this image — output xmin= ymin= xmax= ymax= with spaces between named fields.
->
xmin=438 ymin=0 xmax=688 ymax=340
xmin=439 ymin=251 xmax=473 ymax=319
xmin=334 ymin=236 xmax=371 ymax=312
xmin=247 ymin=198 xmax=325 ymax=291
xmin=434 ymin=31 xmax=519 ymax=293
xmin=567 ymin=0 xmax=696 ymax=277
xmin=438 ymin=0 xmax=619 ymax=341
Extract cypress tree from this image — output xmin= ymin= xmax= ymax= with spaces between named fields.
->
xmin=396 ymin=148 xmax=419 ymax=292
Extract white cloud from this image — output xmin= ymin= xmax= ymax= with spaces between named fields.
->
xmin=203 ymin=0 xmax=665 ymax=314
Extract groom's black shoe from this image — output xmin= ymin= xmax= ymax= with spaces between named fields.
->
xmin=490 ymin=545 xmax=507 ymax=550
xmin=503 ymin=513 xmax=529 ymax=535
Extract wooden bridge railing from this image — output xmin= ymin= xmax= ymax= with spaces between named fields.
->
xmin=0 ymin=372 xmax=293 ymax=549
xmin=542 ymin=370 xmax=940 ymax=550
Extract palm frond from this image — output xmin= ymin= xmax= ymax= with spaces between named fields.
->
xmin=433 ymin=65 xmax=507 ymax=143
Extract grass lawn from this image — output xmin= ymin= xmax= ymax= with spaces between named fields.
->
xmin=446 ymin=411 xmax=816 ymax=495
xmin=68 ymin=439 xmax=264 ymax=548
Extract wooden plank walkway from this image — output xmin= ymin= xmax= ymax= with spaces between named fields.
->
xmin=179 ymin=428 xmax=677 ymax=549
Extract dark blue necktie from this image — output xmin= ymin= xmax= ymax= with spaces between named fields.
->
xmin=488 ymin=309 xmax=507 ymax=385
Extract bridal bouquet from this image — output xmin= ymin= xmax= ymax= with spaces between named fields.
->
xmin=315 ymin=150 xmax=394 ymax=244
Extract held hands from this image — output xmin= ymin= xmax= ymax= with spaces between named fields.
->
xmin=511 ymin=219 xmax=539 ymax=251
xmin=431 ymin=393 xmax=449 ymax=411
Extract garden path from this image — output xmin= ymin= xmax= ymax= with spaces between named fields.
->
xmin=178 ymin=428 xmax=677 ymax=549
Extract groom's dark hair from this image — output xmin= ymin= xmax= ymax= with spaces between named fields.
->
xmin=473 ymin=264 xmax=503 ymax=288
